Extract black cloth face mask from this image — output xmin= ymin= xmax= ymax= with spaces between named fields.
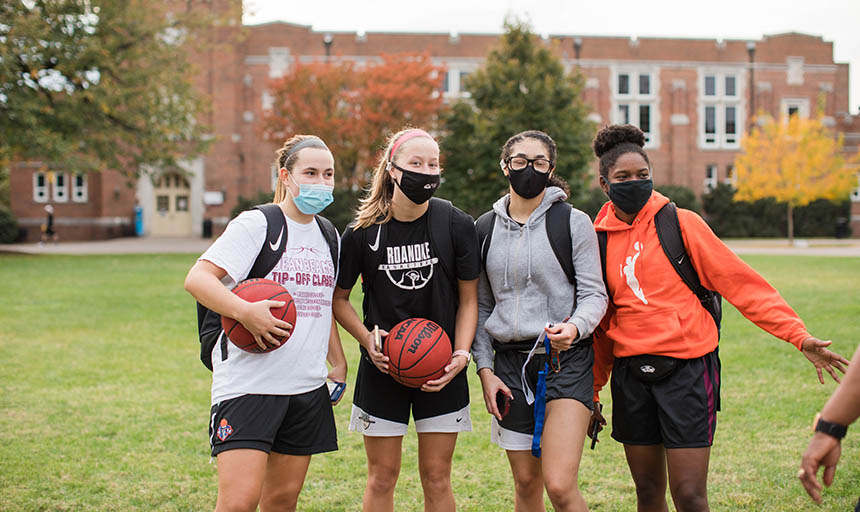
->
xmin=507 ymin=164 xmax=550 ymax=199
xmin=392 ymin=163 xmax=440 ymax=205
xmin=608 ymin=178 xmax=653 ymax=215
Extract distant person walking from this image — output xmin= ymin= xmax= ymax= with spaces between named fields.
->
xmin=40 ymin=204 xmax=58 ymax=244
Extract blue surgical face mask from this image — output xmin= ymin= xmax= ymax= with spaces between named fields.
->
xmin=288 ymin=174 xmax=334 ymax=215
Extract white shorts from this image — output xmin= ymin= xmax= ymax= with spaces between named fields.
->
xmin=490 ymin=416 xmax=533 ymax=451
xmin=349 ymin=404 xmax=472 ymax=437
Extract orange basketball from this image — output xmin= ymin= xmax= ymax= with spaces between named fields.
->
xmin=384 ymin=318 xmax=452 ymax=388
xmin=221 ymin=278 xmax=296 ymax=353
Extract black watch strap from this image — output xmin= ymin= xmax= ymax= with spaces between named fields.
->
xmin=815 ymin=418 xmax=848 ymax=440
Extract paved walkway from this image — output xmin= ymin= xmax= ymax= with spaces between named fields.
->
xmin=2 ymin=236 xmax=859 ymax=257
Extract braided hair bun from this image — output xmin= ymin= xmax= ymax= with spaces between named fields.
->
xmin=592 ymin=124 xmax=645 ymax=158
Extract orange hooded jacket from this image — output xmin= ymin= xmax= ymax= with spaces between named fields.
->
xmin=592 ymin=191 xmax=809 ymax=402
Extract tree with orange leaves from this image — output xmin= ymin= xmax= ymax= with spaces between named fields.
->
xmin=263 ymin=53 xmax=444 ymax=187
xmin=734 ymin=114 xmax=859 ymax=242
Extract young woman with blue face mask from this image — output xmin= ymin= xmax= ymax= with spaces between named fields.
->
xmin=184 ymin=135 xmax=347 ymax=512
xmin=333 ymin=127 xmax=480 ymax=512
xmin=589 ymin=124 xmax=848 ymax=512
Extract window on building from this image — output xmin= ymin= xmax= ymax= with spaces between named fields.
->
xmin=613 ymin=69 xmax=657 ymax=146
xmin=618 ymin=73 xmax=630 ymax=95
xmin=157 ymin=195 xmax=169 ymax=212
xmin=639 ymin=74 xmax=650 ymax=95
xmin=176 ymin=195 xmax=189 ymax=212
xmin=52 ymin=172 xmax=68 ymax=202
xmin=725 ymin=164 xmax=736 ymax=186
xmin=704 ymin=164 xmax=718 ymax=192
xmin=780 ymin=98 xmax=810 ymax=120
xmin=700 ymin=70 xmax=742 ymax=149
xmin=72 ymin=173 xmax=88 ymax=203
xmin=852 ymin=173 xmax=860 ymax=202
xmin=33 ymin=172 xmax=48 ymax=203
xmin=442 ymin=71 xmax=449 ymax=93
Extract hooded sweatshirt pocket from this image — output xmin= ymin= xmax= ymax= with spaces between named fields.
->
xmin=512 ymin=295 xmax=552 ymax=340
xmin=608 ymin=307 xmax=687 ymax=357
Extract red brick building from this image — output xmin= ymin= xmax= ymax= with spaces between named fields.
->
xmin=11 ymin=15 xmax=860 ymax=240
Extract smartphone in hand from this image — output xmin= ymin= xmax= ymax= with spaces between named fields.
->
xmin=496 ymin=390 xmax=512 ymax=419
xmin=327 ymin=381 xmax=346 ymax=403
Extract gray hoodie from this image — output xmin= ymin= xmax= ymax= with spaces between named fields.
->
xmin=472 ymin=186 xmax=608 ymax=371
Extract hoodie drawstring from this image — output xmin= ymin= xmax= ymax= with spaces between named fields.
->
xmin=503 ymin=217 xmax=511 ymax=288
xmin=525 ymin=220 xmax=532 ymax=284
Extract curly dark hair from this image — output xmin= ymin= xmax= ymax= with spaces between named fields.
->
xmin=591 ymin=124 xmax=650 ymax=179
xmin=500 ymin=130 xmax=570 ymax=196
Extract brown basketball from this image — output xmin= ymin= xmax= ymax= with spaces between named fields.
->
xmin=221 ymin=278 xmax=296 ymax=353
xmin=383 ymin=318 xmax=452 ymax=388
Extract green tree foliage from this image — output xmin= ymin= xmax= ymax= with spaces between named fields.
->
xmin=0 ymin=0 xmax=217 ymax=175
xmin=438 ymin=20 xmax=595 ymax=217
xmin=702 ymin=183 xmax=851 ymax=238
xmin=0 ymin=203 xmax=18 ymax=243
xmin=655 ymin=185 xmax=701 ymax=213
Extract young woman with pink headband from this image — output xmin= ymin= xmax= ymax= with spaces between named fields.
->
xmin=333 ymin=127 xmax=480 ymax=512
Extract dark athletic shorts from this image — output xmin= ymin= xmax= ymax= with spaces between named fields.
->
xmin=349 ymin=351 xmax=471 ymax=436
xmin=491 ymin=339 xmax=594 ymax=450
xmin=611 ymin=349 xmax=721 ymax=449
xmin=209 ymin=385 xmax=337 ymax=457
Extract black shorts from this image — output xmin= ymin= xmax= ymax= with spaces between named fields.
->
xmin=610 ymin=349 xmax=721 ymax=449
xmin=349 ymin=351 xmax=470 ymax=435
xmin=209 ymin=386 xmax=337 ymax=457
xmin=491 ymin=339 xmax=594 ymax=449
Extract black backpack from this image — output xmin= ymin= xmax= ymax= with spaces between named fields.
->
xmin=361 ymin=197 xmax=457 ymax=295
xmin=596 ymin=202 xmax=722 ymax=335
xmin=196 ymin=204 xmax=340 ymax=370
xmin=475 ymin=200 xmax=576 ymax=285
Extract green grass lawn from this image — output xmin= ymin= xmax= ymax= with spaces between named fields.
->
xmin=0 ymin=253 xmax=857 ymax=511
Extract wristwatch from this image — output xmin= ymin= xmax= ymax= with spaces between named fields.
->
xmin=813 ymin=413 xmax=848 ymax=440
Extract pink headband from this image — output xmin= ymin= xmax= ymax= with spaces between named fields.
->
xmin=388 ymin=129 xmax=434 ymax=161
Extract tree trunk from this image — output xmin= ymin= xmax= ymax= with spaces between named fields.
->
xmin=787 ymin=203 xmax=794 ymax=244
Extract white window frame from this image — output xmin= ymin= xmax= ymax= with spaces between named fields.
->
xmin=611 ymin=67 xmax=659 ymax=148
xmin=33 ymin=172 xmax=48 ymax=203
xmin=704 ymin=164 xmax=718 ymax=192
xmin=698 ymin=69 xmax=744 ymax=150
xmin=52 ymin=171 xmax=68 ymax=203
xmin=72 ymin=173 xmax=88 ymax=203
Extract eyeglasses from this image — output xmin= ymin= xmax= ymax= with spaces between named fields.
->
xmin=506 ymin=156 xmax=553 ymax=174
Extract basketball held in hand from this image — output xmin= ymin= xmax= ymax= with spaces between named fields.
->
xmin=384 ymin=318 xmax=452 ymax=388
xmin=221 ymin=278 xmax=296 ymax=353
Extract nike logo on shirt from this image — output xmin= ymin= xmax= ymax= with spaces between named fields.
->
xmin=368 ymin=226 xmax=381 ymax=251
xmin=269 ymin=226 xmax=284 ymax=252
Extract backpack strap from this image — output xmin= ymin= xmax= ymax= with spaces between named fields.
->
xmin=596 ymin=230 xmax=609 ymax=297
xmin=427 ymin=197 xmax=455 ymax=285
xmin=654 ymin=203 xmax=706 ymax=300
xmin=314 ymin=215 xmax=340 ymax=276
xmin=248 ymin=203 xmax=288 ymax=278
xmin=475 ymin=210 xmax=496 ymax=271
xmin=545 ymin=201 xmax=575 ymax=285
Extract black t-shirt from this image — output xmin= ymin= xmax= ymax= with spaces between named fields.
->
xmin=337 ymin=206 xmax=480 ymax=343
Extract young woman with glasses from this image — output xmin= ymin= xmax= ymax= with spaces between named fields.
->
xmin=472 ymin=130 xmax=608 ymax=511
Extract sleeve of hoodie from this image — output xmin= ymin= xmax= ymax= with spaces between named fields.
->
xmin=472 ymin=264 xmax=496 ymax=372
xmin=592 ymin=301 xmax=615 ymax=403
xmin=568 ymin=209 xmax=609 ymax=342
xmin=678 ymin=209 xmax=809 ymax=350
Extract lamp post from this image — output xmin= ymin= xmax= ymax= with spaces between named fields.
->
xmin=323 ymin=33 xmax=333 ymax=60
xmin=746 ymin=41 xmax=756 ymax=132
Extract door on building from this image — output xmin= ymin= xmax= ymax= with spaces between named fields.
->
xmin=150 ymin=172 xmax=192 ymax=237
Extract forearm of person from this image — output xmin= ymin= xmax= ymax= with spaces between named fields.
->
xmin=472 ymin=271 xmax=495 ymax=371
xmin=326 ymin=316 xmax=347 ymax=372
xmin=568 ymin=213 xmax=609 ymax=340
xmin=332 ymin=286 xmax=372 ymax=350
xmin=819 ymin=344 xmax=860 ymax=426
xmin=184 ymin=260 xmax=248 ymax=320
xmin=453 ymin=278 xmax=478 ymax=353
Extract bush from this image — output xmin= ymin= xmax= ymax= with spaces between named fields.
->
xmin=572 ymin=187 xmax=607 ymax=221
xmin=0 ymin=204 xmax=19 ymax=243
xmin=655 ymin=185 xmax=701 ymax=213
xmin=702 ymin=183 xmax=850 ymax=238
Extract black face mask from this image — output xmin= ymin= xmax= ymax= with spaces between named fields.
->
xmin=507 ymin=165 xmax=550 ymax=199
xmin=608 ymin=179 xmax=653 ymax=215
xmin=392 ymin=163 xmax=440 ymax=205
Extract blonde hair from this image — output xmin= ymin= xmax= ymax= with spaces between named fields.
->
xmin=353 ymin=127 xmax=437 ymax=229
xmin=273 ymin=135 xmax=329 ymax=203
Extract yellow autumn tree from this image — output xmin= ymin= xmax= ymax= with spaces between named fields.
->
xmin=734 ymin=114 xmax=859 ymax=242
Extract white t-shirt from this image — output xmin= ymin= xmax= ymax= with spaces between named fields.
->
xmin=199 ymin=209 xmax=338 ymax=405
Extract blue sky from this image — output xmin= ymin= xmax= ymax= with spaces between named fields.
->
xmin=244 ymin=0 xmax=860 ymax=115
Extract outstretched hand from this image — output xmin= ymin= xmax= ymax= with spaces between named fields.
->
xmin=801 ymin=337 xmax=849 ymax=384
